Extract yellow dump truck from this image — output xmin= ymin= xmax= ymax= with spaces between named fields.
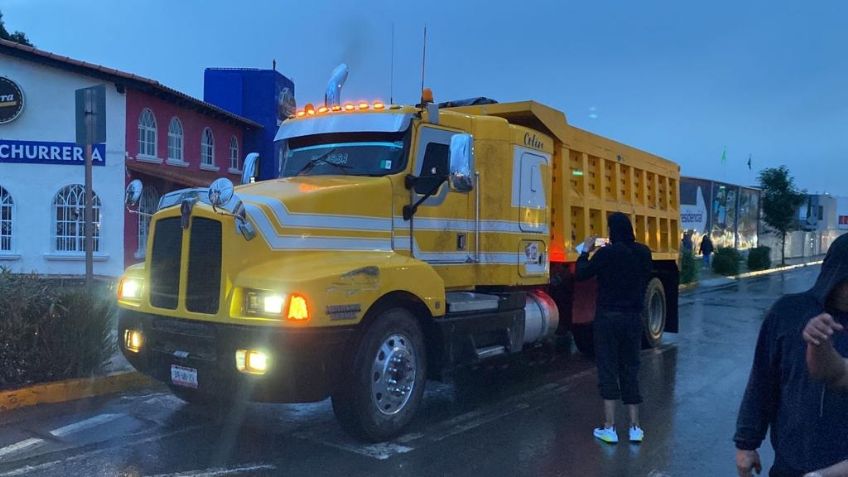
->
xmin=118 ymin=88 xmax=680 ymax=441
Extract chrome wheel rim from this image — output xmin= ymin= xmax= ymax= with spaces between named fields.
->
xmin=371 ymin=333 xmax=417 ymax=416
xmin=648 ymin=291 xmax=665 ymax=337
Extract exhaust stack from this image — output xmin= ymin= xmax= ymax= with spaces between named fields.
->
xmin=324 ymin=63 xmax=350 ymax=108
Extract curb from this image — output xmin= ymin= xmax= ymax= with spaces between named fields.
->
xmin=0 ymin=371 xmax=154 ymax=412
xmin=680 ymin=259 xmax=824 ymax=291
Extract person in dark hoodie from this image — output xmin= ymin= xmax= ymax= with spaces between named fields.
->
xmin=576 ymin=212 xmax=653 ymax=444
xmin=735 ymin=233 xmax=848 ymax=477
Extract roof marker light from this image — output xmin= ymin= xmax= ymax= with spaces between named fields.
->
xmin=373 ymin=102 xmax=385 ymax=110
xmin=332 ymin=105 xmax=342 ymax=112
xmin=358 ymin=102 xmax=369 ymax=110
xmin=318 ymin=106 xmax=329 ymax=114
xmin=296 ymin=110 xmax=306 ymax=117
xmin=344 ymin=103 xmax=355 ymax=112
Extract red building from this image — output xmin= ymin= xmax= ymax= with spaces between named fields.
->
xmin=123 ymin=87 xmax=260 ymax=266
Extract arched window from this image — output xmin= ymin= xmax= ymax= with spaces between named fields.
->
xmin=138 ymin=108 xmax=157 ymax=157
xmin=53 ymin=185 xmax=101 ymax=253
xmin=167 ymin=117 xmax=184 ymax=162
xmin=229 ymin=136 xmax=239 ymax=170
xmin=201 ymin=128 xmax=215 ymax=166
xmin=136 ymin=186 xmax=159 ymax=258
xmin=0 ymin=186 xmax=13 ymax=252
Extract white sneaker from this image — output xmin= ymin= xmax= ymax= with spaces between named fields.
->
xmin=629 ymin=425 xmax=644 ymax=443
xmin=593 ymin=426 xmax=618 ymax=444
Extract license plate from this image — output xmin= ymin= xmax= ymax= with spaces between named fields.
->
xmin=170 ymin=364 xmax=198 ymax=388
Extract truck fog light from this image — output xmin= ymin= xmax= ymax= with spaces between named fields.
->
xmin=124 ymin=329 xmax=143 ymax=353
xmin=236 ymin=349 xmax=269 ymax=375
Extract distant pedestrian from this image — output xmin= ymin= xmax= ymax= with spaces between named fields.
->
xmin=734 ymin=234 xmax=848 ymax=477
xmin=699 ymin=235 xmax=714 ymax=268
xmin=576 ymin=212 xmax=653 ymax=445
xmin=682 ymin=232 xmax=693 ymax=253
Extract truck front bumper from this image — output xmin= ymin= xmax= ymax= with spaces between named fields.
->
xmin=118 ymin=310 xmax=355 ymax=403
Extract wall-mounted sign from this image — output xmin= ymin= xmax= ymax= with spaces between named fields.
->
xmin=0 ymin=77 xmax=24 ymax=124
xmin=0 ymin=140 xmax=106 ymax=166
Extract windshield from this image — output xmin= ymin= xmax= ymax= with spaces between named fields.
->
xmin=278 ymin=131 xmax=410 ymax=178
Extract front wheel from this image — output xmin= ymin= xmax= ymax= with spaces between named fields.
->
xmin=332 ymin=308 xmax=427 ymax=442
xmin=641 ymin=278 xmax=667 ymax=348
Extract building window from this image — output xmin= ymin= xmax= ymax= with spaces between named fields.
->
xmin=229 ymin=136 xmax=239 ymax=170
xmin=0 ymin=186 xmax=13 ymax=252
xmin=136 ymin=187 xmax=159 ymax=258
xmin=167 ymin=117 xmax=184 ymax=162
xmin=201 ymin=128 xmax=215 ymax=166
xmin=138 ymin=108 xmax=157 ymax=157
xmin=53 ymin=184 xmax=101 ymax=253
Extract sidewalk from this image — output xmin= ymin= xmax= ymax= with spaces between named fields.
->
xmin=687 ymin=254 xmax=825 ymax=290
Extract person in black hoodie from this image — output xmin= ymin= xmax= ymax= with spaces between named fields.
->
xmin=735 ymin=233 xmax=848 ymax=477
xmin=576 ymin=212 xmax=653 ymax=444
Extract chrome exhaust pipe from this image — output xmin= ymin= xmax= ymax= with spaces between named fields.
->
xmin=324 ymin=63 xmax=349 ymax=108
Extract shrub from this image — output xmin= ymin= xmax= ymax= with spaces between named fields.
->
xmin=0 ymin=269 xmax=115 ymax=390
xmin=679 ymin=251 xmax=699 ymax=284
xmin=747 ymin=246 xmax=772 ymax=271
xmin=712 ymin=247 xmax=742 ymax=276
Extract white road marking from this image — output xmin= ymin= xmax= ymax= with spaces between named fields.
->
xmin=0 ymin=438 xmax=44 ymax=459
xmin=49 ymin=413 xmax=122 ymax=437
xmin=0 ymin=426 xmax=204 ymax=476
xmin=145 ymin=464 xmax=277 ymax=477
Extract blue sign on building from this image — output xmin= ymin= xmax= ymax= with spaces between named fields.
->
xmin=204 ymin=68 xmax=295 ymax=180
xmin=0 ymin=140 xmax=106 ymax=166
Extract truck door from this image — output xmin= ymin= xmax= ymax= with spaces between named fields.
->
xmin=409 ymin=126 xmax=473 ymax=267
xmin=516 ymin=149 xmax=549 ymax=277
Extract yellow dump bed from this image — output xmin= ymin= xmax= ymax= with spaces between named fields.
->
xmin=447 ymin=101 xmax=680 ymax=263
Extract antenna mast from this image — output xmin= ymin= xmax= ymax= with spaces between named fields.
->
xmin=420 ymin=25 xmax=427 ymax=101
xmin=390 ymin=23 xmax=395 ymax=104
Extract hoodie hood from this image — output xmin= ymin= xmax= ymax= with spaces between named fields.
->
xmin=608 ymin=212 xmax=636 ymax=243
xmin=809 ymin=233 xmax=848 ymax=307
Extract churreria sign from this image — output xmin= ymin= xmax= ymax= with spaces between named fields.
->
xmin=0 ymin=77 xmax=24 ymax=124
xmin=0 ymin=140 xmax=106 ymax=166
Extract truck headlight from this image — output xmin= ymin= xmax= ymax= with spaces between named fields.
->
xmin=245 ymin=289 xmax=287 ymax=316
xmin=119 ymin=278 xmax=143 ymax=301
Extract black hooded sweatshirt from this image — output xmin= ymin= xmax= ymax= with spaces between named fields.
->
xmin=575 ymin=213 xmax=653 ymax=314
xmin=734 ymin=234 xmax=848 ymax=475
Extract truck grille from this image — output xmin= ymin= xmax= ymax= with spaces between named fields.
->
xmin=150 ymin=218 xmax=183 ymax=310
xmin=186 ymin=217 xmax=222 ymax=314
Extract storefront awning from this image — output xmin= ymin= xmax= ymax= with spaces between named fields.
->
xmin=126 ymin=160 xmax=239 ymax=188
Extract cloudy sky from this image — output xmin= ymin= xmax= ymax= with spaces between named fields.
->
xmin=4 ymin=0 xmax=847 ymax=194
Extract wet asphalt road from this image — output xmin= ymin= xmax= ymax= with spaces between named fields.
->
xmin=0 ymin=266 xmax=822 ymax=477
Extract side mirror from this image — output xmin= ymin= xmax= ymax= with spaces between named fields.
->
xmin=208 ymin=178 xmax=235 ymax=209
xmin=125 ymin=179 xmax=143 ymax=208
xmin=242 ymin=153 xmax=259 ymax=184
xmin=448 ymin=134 xmax=474 ymax=192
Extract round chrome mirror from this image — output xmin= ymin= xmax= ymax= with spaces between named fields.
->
xmin=208 ymin=178 xmax=235 ymax=208
xmin=125 ymin=179 xmax=143 ymax=208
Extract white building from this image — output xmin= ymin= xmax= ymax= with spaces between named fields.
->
xmin=0 ymin=46 xmax=127 ymax=276
xmin=0 ymin=39 xmax=260 ymax=277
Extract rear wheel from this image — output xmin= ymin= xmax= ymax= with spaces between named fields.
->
xmin=571 ymin=324 xmax=594 ymax=356
xmin=641 ymin=278 xmax=666 ymax=348
xmin=332 ymin=308 xmax=427 ymax=442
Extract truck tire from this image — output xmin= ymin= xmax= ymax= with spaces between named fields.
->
xmin=571 ymin=324 xmax=594 ymax=356
xmin=641 ymin=278 xmax=666 ymax=348
xmin=331 ymin=308 xmax=427 ymax=442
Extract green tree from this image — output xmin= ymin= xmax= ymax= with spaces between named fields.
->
xmin=758 ymin=166 xmax=805 ymax=265
xmin=0 ymin=10 xmax=33 ymax=47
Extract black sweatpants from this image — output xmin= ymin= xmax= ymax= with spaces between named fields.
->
xmin=593 ymin=311 xmax=643 ymax=404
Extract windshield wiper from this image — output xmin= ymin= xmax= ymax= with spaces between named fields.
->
xmin=295 ymin=148 xmax=353 ymax=176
